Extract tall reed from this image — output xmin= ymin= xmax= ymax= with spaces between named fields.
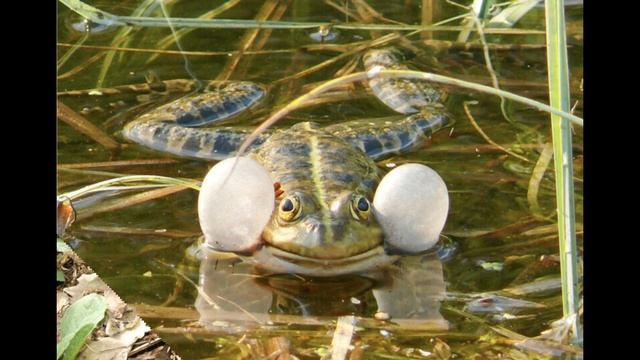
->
xmin=544 ymin=0 xmax=581 ymax=342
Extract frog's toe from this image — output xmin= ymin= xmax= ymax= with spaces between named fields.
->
xmin=373 ymin=164 xmax=449 ymax=254
xmin=198 ymin=157 xmax=275 ymax=254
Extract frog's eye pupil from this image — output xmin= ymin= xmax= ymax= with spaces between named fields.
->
xmin=357 ymin=197 xmax=369 ymax=211
xmin=281 ymin=199 xmax=294 ymax=212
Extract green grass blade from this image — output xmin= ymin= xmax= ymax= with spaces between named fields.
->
xmin=544 ymin=0 xmax=581 ymax=342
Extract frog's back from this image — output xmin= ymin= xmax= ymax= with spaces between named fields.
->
xmin=252 ymin=122 xmax=379 ymax=198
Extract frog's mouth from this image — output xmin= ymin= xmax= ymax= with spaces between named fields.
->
xmin=245 ymin=244 xmax=399 ymax=277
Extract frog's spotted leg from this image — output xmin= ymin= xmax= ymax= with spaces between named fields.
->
xmin=332 ymin=47 xmax=451 ymax=160
xmin=363 ymin=47 xmax=448 ymax=114
xmin=123 ymin=81 xmax=270 ymax=160
xmin=326 ymin=105 xmax=451 ymax=160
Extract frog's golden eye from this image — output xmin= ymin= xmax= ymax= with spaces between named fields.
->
xmin=350 ymin=195 xmax=371 ymax=221
xmin=278 ymin=195 xmax=301 ymax=222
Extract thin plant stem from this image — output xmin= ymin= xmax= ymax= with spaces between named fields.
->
xmin=59 ymin=175 xmax=201 ymax=201
xmin=239 ymin=68 xmax=583 ymax=157
xmin=59 ymin=0 xmax=545 ymax=34
xmin=527 ymin=142 xmax=554 ymax=219
xmin=544 ymin=0 xmax=581 ymax=342
xmin=158 ymin=0 xmax=202 ymax=90
xmin=57 ymin=31 xmax=89 ymax=71
xmin=470 ymin=8 xmax=519 ymax=125
xmin=145 ymin=0 xmax=243 ymax=64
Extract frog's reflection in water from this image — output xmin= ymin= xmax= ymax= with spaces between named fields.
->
xmin=195 ymin=251 xmax=447 ymax=331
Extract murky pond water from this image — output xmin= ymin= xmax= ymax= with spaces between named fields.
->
xmin=58 ymin=1 xmax=583 ymax=358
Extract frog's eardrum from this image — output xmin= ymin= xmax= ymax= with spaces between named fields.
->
xmin=373 ymin=164 xmax=449 ymax=254
xmin=198 ymin=157 xmax=275 ymax=253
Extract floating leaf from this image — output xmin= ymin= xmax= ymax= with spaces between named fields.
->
xmin=57 ymin=293 xmax=107 ymax=360
xmin=77 ymin=317 xmax=150 ymax=360
xmin=488 ymin=0 xmax=540 ymax=28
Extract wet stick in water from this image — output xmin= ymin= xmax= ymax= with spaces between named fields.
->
xmin=232 ymin=0 xmax=292 ymax=80
xmin=57 ymin=49 xmax=104 ymax=80
xmin=421 ymin=0 xmax=437 ymax=40
xmin=324 ymin=0 xmax=360 ymax=20
xmin=462 ymin=101 xmax=531 ymax=163
xmin=57 ymin=43 xmax=301 ymax=58
xmin=330 ymin=315 xmax=356 ymax=360
xmin=145 ymin=0 xmax=243 ymax=65
xmin=57 ymin=30 xmax=89 ymax=71
xmin=351 ymin=0 xmax=383 ymax=39
xmin=57 ymin=101 xmax=121 ymax=155
xmin=216 ymin=0 xmax=280 ymax=81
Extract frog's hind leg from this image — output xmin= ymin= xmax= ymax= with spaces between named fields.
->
xmin=169 ymin=81 xmax=266 ymax=127
xmin=124 ymin=121 xmax=270 ymax=160
xmin=123 ymin=81 xmax=268 ymax=160
xmin=326 ymin=105 xmax=452 ymax=160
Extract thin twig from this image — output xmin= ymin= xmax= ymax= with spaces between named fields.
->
xmin=462 ymin=101 xmax=531 ymax=163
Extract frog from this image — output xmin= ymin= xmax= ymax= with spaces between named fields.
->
xmin=120 ymin=46 xmax=454 ymax=325
xmin=122 ymin=47 xmax=452 ymax=277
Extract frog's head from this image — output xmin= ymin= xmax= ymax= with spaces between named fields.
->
xmin=198 ymin=158 xmax=448 ymax=276
xmin=261 ymin=190 xmax=384 ymax=259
